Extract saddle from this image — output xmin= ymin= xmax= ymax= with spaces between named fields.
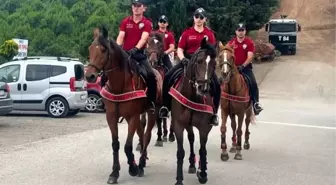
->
xmin=239 ymin=72 xmax=252 ymax=97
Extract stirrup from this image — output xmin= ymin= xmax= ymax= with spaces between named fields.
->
xmin=149 ymin=102 xmax=155 ymax=114
xmin=159 ymin=106 xmax=169 ymax=118
xmin=254 ymin=102 xmax=263 ymax=111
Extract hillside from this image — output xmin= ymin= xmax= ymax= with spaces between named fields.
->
xmin=257 ymin=0 xmax=336 ymax=66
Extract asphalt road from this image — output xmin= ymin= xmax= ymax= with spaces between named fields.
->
xmin=0 ymin=58 xmax=335 ymax=185
xmin=0 ymin=97 xmax=335 ymax=185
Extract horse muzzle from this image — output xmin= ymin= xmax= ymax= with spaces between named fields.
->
xmin=195 ymin=80 xmax=211 ymax=95
xmin=85 ymin=72 xmax=98 ymax=83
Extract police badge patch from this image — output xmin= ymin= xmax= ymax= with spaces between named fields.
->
xmin=139 ymin=23 xmax=144 ymax=29
xmin=204 ymin=35 xmax=208 ymax=41
xmin=165 ymin=34 xmax=168 ymax=38
xmin=243 ymin=44 xmax=247 ymax=49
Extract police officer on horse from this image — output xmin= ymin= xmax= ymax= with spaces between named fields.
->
xmin=227 ymin=23 xmax=263 ymax=115
xmin=116 ymin=0 xmax=157 ymax=113
xmin=159 ymin=8 xmax=221 ymax=126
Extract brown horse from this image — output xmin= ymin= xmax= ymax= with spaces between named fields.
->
xmin=85 ymin=25 xmax=161 ymax=184
xmin=215 ymin=41 xmax=255 ymax=161
xmin=137 ymin=31 xmax=175 ymax=149
xmin=170 ymin=37 xmax=217 ymax=185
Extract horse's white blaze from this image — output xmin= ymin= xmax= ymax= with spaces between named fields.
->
xmin=223 ymin=51 xmax=228 ymax=73
xmin=205 ymin=55 xmax=210 ymax=80
xmin=154 ymin=39 xmax=159 ymax=44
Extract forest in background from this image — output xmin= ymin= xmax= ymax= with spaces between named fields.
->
xmin=0 ymin=0 xmax=279 ymax=62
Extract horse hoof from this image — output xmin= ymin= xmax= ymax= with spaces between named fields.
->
xmin=136 ymin=144 xmax=141 ymax=151
xmin=221 ymin=152 xmax=229 ymax=161
xmin=175 ymin=181 xmax=183 ymax=185
xmin=197 ymin=171 xmax=208 ymax=184
xmin=229 ymin=146 xmax=236 ymax=153
xmin=162 ymin=136 xmax=168 ymax=142
xmin=138 ymin=168 xmax=144 ymax=177
xmin=155 ymin=140 xmax=163 ymax=147
xmin=234 ymin=153 xmax=243 ymax=160
xmin=188 ymin=166 xmax=196 ymax=174
xmin=244 ymin=142 xmax=250 ymax=150
xmin=129 ymin=164 xmax=139 ymax=177
xmin=169 ymin=134 xmax=175 ymax=142
xmin=107 ymin=176 xmax=118 ymax=184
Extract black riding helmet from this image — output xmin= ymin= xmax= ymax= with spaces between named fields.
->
xmin=159 ymin=15 xmax=168 ymax=22
xmin=194 ymin=8 xmax=207 ymax=18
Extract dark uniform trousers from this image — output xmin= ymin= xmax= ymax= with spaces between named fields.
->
xmin=161 ymin=55 xmax=220 ymax=114
xmin=130 ymin=50 xmax=157 ymax=104
xmin=241 ymin=66 xmax=259 ymax=104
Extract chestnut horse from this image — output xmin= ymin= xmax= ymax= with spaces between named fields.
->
xmin=215 ymin=41 xmax=255 ymax=161
xmin=85 ymin=26 xmax=160 ymax=184
xmin=170 ymin=37 xmax=217 ymax=185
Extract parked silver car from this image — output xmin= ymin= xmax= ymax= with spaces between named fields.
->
xmin=0 ymin=82 xmax=13 ymax=115
xmin=0 ymin=56 xmax=87 ymax=118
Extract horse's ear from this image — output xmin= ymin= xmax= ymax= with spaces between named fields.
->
xmin=215 ymin=41 xmax=223 ymax=53
xmin=200 ymin=37 xmax=208 ymax=48
xmin=99 ymin=24 xmax=109 ymax=39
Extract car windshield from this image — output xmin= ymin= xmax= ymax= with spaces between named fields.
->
xmin=270 ymin=23 xmax=296 ymax=32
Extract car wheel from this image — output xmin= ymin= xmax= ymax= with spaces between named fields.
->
xmin=85 ymin=94 xmax=102 ymax=112
xmin=68 ymin=109 xmax=81 ymax=116
xmin=47 ymin=97 xmax=69 ymax=118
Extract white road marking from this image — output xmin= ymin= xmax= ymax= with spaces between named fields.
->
xmin=257 ymin=120 xmax=336 ymax=130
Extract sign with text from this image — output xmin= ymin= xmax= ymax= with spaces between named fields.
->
xmin=12 ymin=38 xmax=29 ymax=58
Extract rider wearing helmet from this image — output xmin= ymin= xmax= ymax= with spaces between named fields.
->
xmin=116 ymin=0 xmax=157 ymax=113
xmin=159 ymin=8 xmax=220 ymax=126
xmin=155 ymin=15 xmax=175 ymax=70
xmin=227 ymin=23 xmax=263 ymax=115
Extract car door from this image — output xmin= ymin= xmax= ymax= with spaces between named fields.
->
xmin=0 ymin=63 xmax=23 ymax=110
xmin=20 ymin=64 xmax=50 ymax=110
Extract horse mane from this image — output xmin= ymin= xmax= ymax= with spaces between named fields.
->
xmin=149 ymin=31 xmax=165 ymax=45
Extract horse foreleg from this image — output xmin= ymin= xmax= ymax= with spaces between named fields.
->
xmin=106 ymin=113 xmax=120 ymax=184
xmin=220 ymin=112 xmax=229 ymax=161
xmin=169 ymin=119 xmax=176 ymax=142
xmin=197 ymin=129 xmax=209 ymax=184
xmin=244 ymin=108 xmax=252 ymax=150
xmin=186 ymin=126 xmax=196 ymax=174
xmin=229 ymin=115 xmax=237 ymax=153
xmin=162 ymin=118 xmax=168 ymax=142
xmin=155 ymin=114 xmax=164 ymax=147
xmin=139 ymin=111 xmax=156 ymax=176
xmin=124 ymin=116 xmax=140 ymax=177
xmin=175 ymin=121 xmax=185 ymax=185
xmin=234 ymin=114 xmax=244 ymax=160
xmin=136 ymin=113 xmax=146 ymax=151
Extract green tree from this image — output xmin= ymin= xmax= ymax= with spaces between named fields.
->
xmin=0 ymin=40 xmax=18 ymax=63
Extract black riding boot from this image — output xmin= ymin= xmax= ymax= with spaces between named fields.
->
xmin=210 ymin=74 xmax=220 ymax=126
xmin=134 ymin=52 xmax=157 ymax=114
xmin=243 ymin=69 xmax=263 ymax=115
xmin=159 ymin=62 xmax=184 ymax=118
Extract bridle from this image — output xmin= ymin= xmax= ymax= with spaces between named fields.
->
xmin=88 ymin=42 xmax=119 ymax=76
xmin=184 ymin=48 xmax=213 ymax=88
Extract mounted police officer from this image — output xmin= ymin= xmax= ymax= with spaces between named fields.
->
xmin=227 ymin=23 xmax=263 ymax=115
xmin=159 ymin=8 xmax=220 ymax=126
xmin=155 ymin=15 xmax=175 ymax=70
xmin=116 ymin=0 xmax=157 ymax=113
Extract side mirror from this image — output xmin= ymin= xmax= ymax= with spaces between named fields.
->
xmin=298 ymin=24 xmax=301 ymax=32
xmin=265 ymin=24 xmax=269 ymax=32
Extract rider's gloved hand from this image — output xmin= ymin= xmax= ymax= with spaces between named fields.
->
xmin=128 ymin=47 xmax=139 ymax=56
xmin=181 ymin=58 xmax=190 ymax=65
xmin=237 ymin=65 xmax=245 ymax=72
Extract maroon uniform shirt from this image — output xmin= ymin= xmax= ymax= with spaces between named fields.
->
xmin=119 ymin=16 xmax=152 ymax=51
xmin=157 ymin=29 xmax=175 ymax=51
xmin=227 ymin=36 xmax=255 ymax=67
xmin=178 ymin=26 xmax=216 ymax=54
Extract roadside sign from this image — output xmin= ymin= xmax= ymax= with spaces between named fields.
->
xmin=12 ymin=39 xmax=29 ymax=58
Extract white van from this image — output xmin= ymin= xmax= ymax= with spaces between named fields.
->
xmin=0 ymin=56 xmax=87 ymax=118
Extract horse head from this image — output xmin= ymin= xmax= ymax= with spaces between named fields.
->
xmin=145 ymin=31 xmax=165 ymax=68
xmin=85 ymin=25 xmax=127 ymax=83
xmin=186 ymin=37 xmax=217 ymax=96
xmin=215 ymin=41 xmax=236 ymax=83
